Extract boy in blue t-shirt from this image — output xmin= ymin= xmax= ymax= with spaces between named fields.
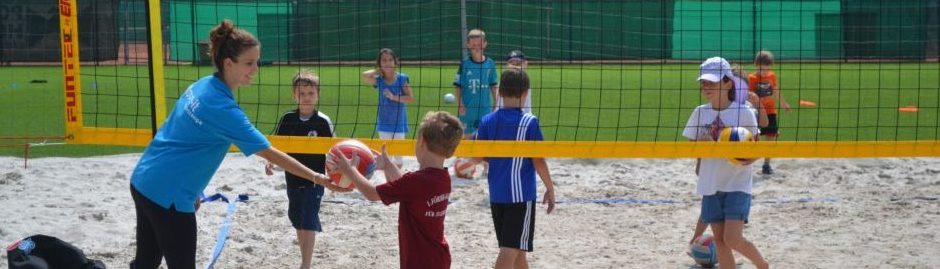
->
xmin=454 ymin=29 xmax=498 ymax=138
xmin=473 ymin=68 xmax=555 ymax=269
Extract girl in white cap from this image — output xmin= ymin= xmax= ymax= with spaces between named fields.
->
xmin=682 ymin=57 xmax=769 ymax=269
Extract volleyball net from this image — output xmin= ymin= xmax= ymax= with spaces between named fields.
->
xmin=54 ymin=0 xmax=940 ymax=158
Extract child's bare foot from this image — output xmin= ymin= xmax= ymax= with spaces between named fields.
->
xmin=754 ymin=259 xmax=769 ymax=269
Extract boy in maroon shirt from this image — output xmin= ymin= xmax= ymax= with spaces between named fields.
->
xmin=333 ymin=111 xmax=463 ymax=269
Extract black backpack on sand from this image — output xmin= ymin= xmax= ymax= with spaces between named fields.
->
xmin=6 ymin=234 xmax=106 ymax=269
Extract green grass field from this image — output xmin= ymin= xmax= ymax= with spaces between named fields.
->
xmin=1 ymin=63 xmax=938 ymax=157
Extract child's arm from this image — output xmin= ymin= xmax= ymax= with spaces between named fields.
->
xmin=361 ymin=69 xmax=378 ymax=86
xmin=687 ymin=133 xmax=704 ymax=175
xmin=332 ymin=149 xmax=382 ymax=201
xmin=748 ymin=92 xmax=769 ymax=127
xmin=734 ymin=146 xmax=759 ymax=165
xmin=690 ymin=217 xmax=708 ymax=244
xmin=455 ymin=86 xmax=464 ymax=115
xmin=256 ymin=147 xmax=350 ymax=192
xmin=728 ymin=133 xmax=761 ymax=166
xmin=533 ymin=157 xmax=555 ymax=214
xmin=384 ymin=82 xmax=414 ymax=104
xmin=400 ymin=83 xmax=415 ymax=103
xmin=490 ymin=85 xmax=499 ymax=111
xmin=773 ymin=78 xmax=790 ymax=112
xmin=467 ymin=130 xmax=485 ymax=164
xmin=690 ymin=138 xmax=702 ymax=175
xmin=265 ymin=116 xmax=285 ymax=176
xmin=377 ymin=144 xmax=404 ymax=182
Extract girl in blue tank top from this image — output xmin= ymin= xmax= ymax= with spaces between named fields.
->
xmin=361 ymin=48 xmax=413 ymax=167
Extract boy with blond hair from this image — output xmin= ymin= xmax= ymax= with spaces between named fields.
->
xmin=454 ymin=29 xmax=499 ymax=138
xmin=333 ymin=111 xmax=464 ymax=269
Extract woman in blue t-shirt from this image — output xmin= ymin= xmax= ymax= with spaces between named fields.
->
xmin=361 ymin=48 xmax=413 ymax=168
xmin=129 ymin=20 xmax=347 ymax=269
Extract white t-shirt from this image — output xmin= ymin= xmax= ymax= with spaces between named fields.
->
xmin=682 ymin=102 xmax=760 ymax=196
xmin=496 ymin=89 xmax=532 ymax=114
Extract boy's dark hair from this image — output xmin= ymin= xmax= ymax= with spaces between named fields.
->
xmin=208 ymin=20 xmax=259 ymax=74
xmin=754 ymin=50 xmax=774 ymax=65
xmin=418 ymin=111 xmax=463 ymax=158
xmin=375 ymin=48 xmax=400 ymax=68
xmin=498 ymin=68 xmax=529 ymax=98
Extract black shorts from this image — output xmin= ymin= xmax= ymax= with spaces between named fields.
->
xmin=287 ymin=185 xmax=325 ymax=231
xmin=759 ymin=114 xmax=778 ymax=136
xmin=491 ymin=201 xmax=536 ymax=252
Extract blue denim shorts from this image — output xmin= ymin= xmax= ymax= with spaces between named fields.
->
xmin=287 ymin=186 xmax=324 ymax=231
xmin=701 ymin=191 xmax=752 ymax=224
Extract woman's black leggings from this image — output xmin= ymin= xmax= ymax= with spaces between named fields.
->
xmin=130 ymin=185 xmax=197 ymax=269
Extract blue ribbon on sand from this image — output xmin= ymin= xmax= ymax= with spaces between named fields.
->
xmin=554 ymin=197 xmax=840 ymax=205
xmin=200 ymin=193 xmax=249 ymax=269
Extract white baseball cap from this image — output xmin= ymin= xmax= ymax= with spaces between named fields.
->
xmin=697 ymin=57 xmax=733 ymax=83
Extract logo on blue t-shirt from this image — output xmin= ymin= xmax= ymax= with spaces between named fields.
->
xmin=477 ymin=109 xmax=544 ymax=203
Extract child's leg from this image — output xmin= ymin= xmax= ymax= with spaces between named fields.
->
xmin=690 ymin=216 xmax=708 ymax=244
xmin=709 ymin=223 xmax=736 ymax=269
xmin=761 ymin=114 xmax=778 ymax=171
xmin=764 ymin=134 xmax=776 ymax=164
xmin=296 ymin=229 xmax=316 ymax=269
xmin=492 ymin=202 xmax=536 ymax=269
xmin=475 ymin=130 xmax=489 ymax=176
xmin=287 ymin=187 xmax=324 ymax=269
xmin=495 ymin=248 xmax=523 ymax=269
xmin=514 ymin=251 xmax=529 ymax=269
xmin=722 ymin=220 xmax=768 ymax=269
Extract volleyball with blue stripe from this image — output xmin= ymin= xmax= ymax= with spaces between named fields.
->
xmin=718 ymin=126 xmax=752 ymax=142
xmin=718 ymin=127 xmax=754 ymax=165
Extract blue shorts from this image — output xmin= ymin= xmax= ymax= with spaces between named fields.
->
xmin=287 ymin=186 xmax=324 ymax=231
xmin=701 ymin=191 xmax=752 ymax=224
xmin=459 ymin=110 xmax=484 ymax=135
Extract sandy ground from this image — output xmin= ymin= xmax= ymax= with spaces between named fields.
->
xmin=1 ymin=154 xmax=939 ymax=268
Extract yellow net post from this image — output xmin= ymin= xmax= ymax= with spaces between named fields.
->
xmin=58 ymin=0 xmax=83 ymax=143
xmin=146 ymin=0 xmax=168 ymax=131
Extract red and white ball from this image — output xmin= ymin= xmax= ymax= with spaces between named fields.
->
xmin=452 ymin=158 xmax=477 ymax=179
xmin=325 ymin=139 xmax=376 ymax=189
xmin=690 ymin=234 xmax=717 ymax=268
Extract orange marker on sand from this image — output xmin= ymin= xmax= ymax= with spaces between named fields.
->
xmin=898 ymin=105 xmax=919 ymax=113
xmin=798 ymin=99 xmax=817 ymax=107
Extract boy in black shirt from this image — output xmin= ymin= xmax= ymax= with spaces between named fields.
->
xmin=265 ymin=70 xmax=334 ymax=269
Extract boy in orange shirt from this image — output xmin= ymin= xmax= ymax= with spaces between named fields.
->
xmin=748 ymin=50 xmax=790 ymax=175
